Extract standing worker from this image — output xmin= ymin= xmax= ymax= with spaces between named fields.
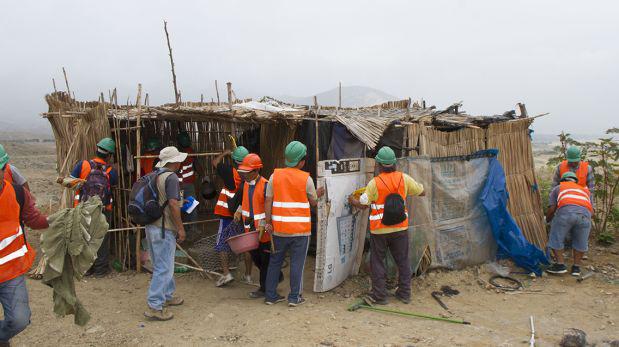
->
xmin=349 ymin=146 xmax=425 ymax=305
xmin=0 ymin=151 xmax=49 ymax=345
xmin=176 ymin=131 xmax=202 ymax=242
xmin=264 ymin=141 xmax=324 ymax=307
xmin=0 ymin=144 xmax=30 ymax=191
xmin=546 ymin=172 xmax=593 ymax=276
xmin=234 ymin=153 xmax=280 ymax=299
xmin=63 ymin=137 xmax=118 ymax=277
xmin=140 ymin=138 xmax=162 ymax=177
xmin=551 ymin=145 xmax=594 ymax=191
xmin=211 ymin=146 xmax=250 ymax=287
xmin=143 ymin=146 xmax=187 ymax=321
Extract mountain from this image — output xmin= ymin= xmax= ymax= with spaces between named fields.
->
xmin=277 ymin=86 xmax=398 ymax=108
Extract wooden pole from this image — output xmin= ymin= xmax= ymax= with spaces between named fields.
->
xmin=313 ymin=95 xmax=318 ymax=108
xmin=518 ymin=103 xmax=529 ymax=118
xmin=62 ymin=67 xmax=71 ymax=98
xmin=135 ymin=83 xmax=143 ymax=273
xmin=215 ymin=80 xmax=220 ymax=105
xmin=200 ymin=93 xmax=204 ymax=104
xmin=52 ymin=78 xmax=57 ymax=93
xmin=135 ymin=151 xmax=223 ymax=159
xmin=226 ymin=82 xmax=232 ymax=111
xmin=163 ymin=20 xmax=180 ymax=104
xmin=145 ymin=93 xmax=149 ymax=107
xmin=338 ymin=81 xmax=342 ymax=109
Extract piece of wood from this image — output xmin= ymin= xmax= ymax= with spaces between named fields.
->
xmin=518 ymin=103 xmax=528 ymax=118
xmin=52 ymin=78 xmax=57 ymax=93
xmin=163 ymin=20 xmax=180 ymax=104
xmin=226 ymin=82 xmax=232 ymax=110
xmin=200 ymin=93 xmax=204 ymax=103
xmin=134 ymin=151 xmax=222 ymax=159
xmin=62 ymin=67 xmax=71 ymax=98
xmin=135 ymin=83 xmax=143 ymax=273
xmin=176 ymin=243 xmax=214 ymax=280
xmin=215 ymin=80 xmax=220 ymax=105
xmin=338 ymin=81 xmax=342 ymax=108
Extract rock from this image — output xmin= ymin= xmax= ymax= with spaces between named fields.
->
xmin=86 ymin=325 xmax=104 ymax=334
xmin=320 ymin=341 xmax=334 ymax=346
xmin=559 ymin=328 xmax=587 ymax=347
xmin=207 ymin=313 xmax=214 ymax=319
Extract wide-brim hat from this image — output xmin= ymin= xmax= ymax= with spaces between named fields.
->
xmin=155 ymin=146 xmax=188 ymax=168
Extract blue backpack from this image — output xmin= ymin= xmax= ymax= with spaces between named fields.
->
xmin=128 ymin=170 xmax=169 ymax=226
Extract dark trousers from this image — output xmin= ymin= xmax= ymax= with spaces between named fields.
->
xmin=370 ymin=230 xmax=411 ymax=301
xmin=251 ymin=242 xmax=271 ymax=292
xmin=265 ymin=235 xmax=309 ymax=303
xmin=91 ymin=211 xmax=111 ymax=274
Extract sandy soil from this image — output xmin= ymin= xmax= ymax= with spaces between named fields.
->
xmin=4 ymin=142 xmax=619 ymax=346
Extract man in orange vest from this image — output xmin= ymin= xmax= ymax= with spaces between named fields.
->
xmin=140 ymin=138 xmax=162 ymax=177
xmin=264 ymin=141 xmax=324 ymax=306
xmin=65 ymin=137 xmax=118 ymax=277
xmin=234 ymin=153 xmax=281 ymax=299
xmin=349 ymin=146 xmax=425 ymax=305
xmin=552 ymin=146 xmax=594 ymax=191
xmin=0 ymin=153 xmax=49 ymax=345
xmin=546 ymin=172 xmax=593 ymax=276
xmin=0 ymin=145 xmax=30 ymax=192
xmin=212 ymin=146 xmax=249 ymax=287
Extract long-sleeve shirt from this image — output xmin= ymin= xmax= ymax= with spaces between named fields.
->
xmin=21 ymin=188 xmax=49 ymax=230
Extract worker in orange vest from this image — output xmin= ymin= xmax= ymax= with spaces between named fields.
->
xmin=0 ymin=152 xmax=49 ymax=345
xmin=0 ymin=145 xmax=30 ymax=191
xmin=552 ymin=146 xmax=594 ymax=191
xmin=264 ymin=141 xmax=324 ymax=306
xmin=545 ymin=172 xmax=593 ymax=276
xmin=140 ymin=138 xmax=162 ymax=177
xmin=234 ymin=153 xmax=282 ymax=298
xmin=349 ymin=146 xmax=425 ymax=305
xmin=212 ymin=146 xmax=250 ymax=287
xmin=63 ymin=137 xmax=118 ymax=277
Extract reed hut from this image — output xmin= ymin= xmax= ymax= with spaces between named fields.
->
xmin=42 ymin=90 xmax=547 ymax=273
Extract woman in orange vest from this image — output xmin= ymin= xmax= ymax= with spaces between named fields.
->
xmin=264 ymin=141 xmax=324 ymax=307
xmin=212 ymin=146 xmax=249 ymax=287
xmin=0 ymin=159 xmax=49 ymax=344
xmin=234 ymin=153 xmax=282 ymax=298
xmin=349 ymin=146 xmax=425 ymax=305
xmin=545 ymin=172 xmax=593 ymax=276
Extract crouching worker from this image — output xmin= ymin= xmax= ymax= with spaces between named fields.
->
xmin=234 ymin=154 xmax=282 ymax=298
xmin=546 ymin=172 xmax=593 ymax=276
xmin=143 ymin=147 xmax=187 ymax=321
xmin=1 ymin=154 xmax=49 ymax=345
xmin=349 ymin=146 xmax=424 ymax=305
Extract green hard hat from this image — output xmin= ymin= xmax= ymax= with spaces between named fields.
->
xmin=0 ymin=144 xmax=9 ymax=168
xmin=177 ymin=131 xmax=191 ymax=148
xmin=145 ymin=138 xmax=162 ymax=152
xmin=375 ymin=146 xmax=396 ymax=165
xmin=97 ymin=137 xmax=116 ymax=154
xmin=231 ymin=146 xmax=249 ymax=163
xmin=561 ymin=171 xmax=578 ymax=182
xmin=566 ymin=146 xmax=581 ymax=163
xmin=284 ymin=141 xmax=307 ymax=167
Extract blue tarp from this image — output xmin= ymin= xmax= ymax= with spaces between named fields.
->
xmin=479 ymin=149 xmax=549 ymax=275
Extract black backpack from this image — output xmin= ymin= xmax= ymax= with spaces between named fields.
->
xmin=80 ymin=160 xmax=111 ymax=205
xmin=377 ymin=174 xmax=407 ymax=226
xmin=128 ymin=169 xmax=169 ymax=226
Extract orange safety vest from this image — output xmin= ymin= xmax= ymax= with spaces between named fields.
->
xmin=140 ymin=151 xmax=158 ymax=177
xmin=241 ymin=177 xmax=270 ymax=243
xmin=271 ymin=168 xmax=311 ymax=236
xmin=74 ymin=158 xmax=114 ymax=211
xmin=0 ymin=181 xmax=35 ymax=283
xmin=557 ymin=181 xmax=593 ymax=213
xmin=177 ymin=147 xmax=196 ymax=184
xmin=559 ymin=160 xmax=589 ymax=188
xmin=3 ymin=164 xmax=14 ymax=184
xmin=214 ymin=168 xmax=242 ymax=218
xmin=369 ymin=171 xmax=409 ymax=233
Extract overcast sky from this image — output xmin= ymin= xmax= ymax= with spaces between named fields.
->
xmin=1 ymin=0 xmax=617 ymax=135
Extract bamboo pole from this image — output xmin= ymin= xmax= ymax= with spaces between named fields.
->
xmin=163 ymin=20 xmax=180 ymax=104
xmin=338 ymin=81 xmax=342 ymax=109
xmin=226 ymin=82 xmax=232 ymax=111
xmin=215 ymin=80 xmax=220 ymax=105
xmin=52 ymin=78 xmax=57 ymax=93
xmin=107 ymin=219 xmax=219 ymax=233
xmin=62 ymin=67 xmax=71 ymax=98
xmin=134 ymin=151 xmax=222 ymax=159
xmin=135 ymin=83 xmax=143 ymax=273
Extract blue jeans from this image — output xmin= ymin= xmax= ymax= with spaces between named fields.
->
xmin=549 ymin=210 xmax=592 ymax=252
xmin=265 ymin=235 xmax=309 ymax=303
xmin=0 ymin=275 xmax=31 ymax=342
xmin=145 ymin=225 xmax=176 ymax=310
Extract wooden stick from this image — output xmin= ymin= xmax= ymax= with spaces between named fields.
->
xmin=215 ymin=80 xmax=220 ymax=105
xmin=226 ymin=82 xmax=232 ymax=110
xmin=62 ymin=67 xmax=71 ymax=98
xmin=134 ymin=151 xmax=222 ymax=159
xmin=163 ymin=20 xmax=180 ymax=104
xmin=107 ymin=218 xmax=219 ymax=232
xmin=135 ymin=83 xmax=143 ymax=273
xmin=338 ymin=81 xmax=342 ymax=109
xmin=176 ymin=243 xmax=214 ymax=280
xmin=52 ymin=78 xmax=57 ymax=93
xmin=200 ymin=93 xmax=204 ymax=103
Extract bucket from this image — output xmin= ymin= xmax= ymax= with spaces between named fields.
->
xmin=226 ymin=231 xmax=260 ymax=254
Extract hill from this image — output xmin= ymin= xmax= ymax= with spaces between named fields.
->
xmin=277 ymin=85 xmax=398 ymax=107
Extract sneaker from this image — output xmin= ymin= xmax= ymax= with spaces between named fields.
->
xmin=571 ymin=265 xmax=581 ymax=277
xmin=288 ymin=297 xmax=306 ymax=307
xmin=546 ymin=263 xmax=568 ymax=274
xmin=582 ymin=254 xmax=588 ymax=260
xmin=264 ymin=294 xmax=286 ymax=305
xmin=243 ymin=275 xmax=253 ymax=284
xmin=216 ymin=273 xmax=234 ymax=287
xmin=164 ymin=296 xmax=184 ymax=306
xmin=363 ymin=295 xmax=388 ymax=306
xmin=248 ymin=290 xmax=265 ymax=299
xmin=144 ymin=307 xmax=173 ymax=321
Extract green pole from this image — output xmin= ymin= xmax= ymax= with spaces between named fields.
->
xmin=360 ymin=305 xmax=470 ymax=325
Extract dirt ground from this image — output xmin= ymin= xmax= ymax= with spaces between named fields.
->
xmin=4 ymin=142 xmax=619 ymax=346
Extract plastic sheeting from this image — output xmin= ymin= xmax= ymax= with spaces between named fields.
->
xmin=480 ymin=150 xmax=549 ymax=275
